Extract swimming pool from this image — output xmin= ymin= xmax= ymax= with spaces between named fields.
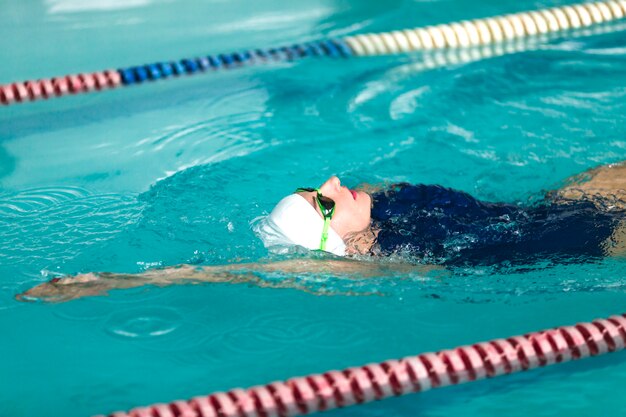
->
xmin=2 ymin=0 xmax=626 ymax=415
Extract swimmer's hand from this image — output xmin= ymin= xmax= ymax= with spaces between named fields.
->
xmin=15 ymin=263 xmax=269 ymax=303
xmin=15 ymin=272 xmax=151 ymax=303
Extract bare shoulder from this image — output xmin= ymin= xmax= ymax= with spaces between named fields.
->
xmin=551 ymin=162 xmax=626 ymax=210
xmin=549 ymin=162 xmax=626 ymax=256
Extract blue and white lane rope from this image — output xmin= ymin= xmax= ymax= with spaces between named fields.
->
xmin=115 ymin=39 xmax=352 ymax=87
xmin=1 ymin=0 xmax=625 ymax=106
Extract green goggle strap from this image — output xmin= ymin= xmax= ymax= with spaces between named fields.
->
xmin=320 ymin=206 xmax=334 ymax=250
xmin=295 ymin=187 xmax=320 ymax=193
xmin=295 ymin=187 xmax=335 ymax=251
xmin=314 ymin=195 xmax=335 ymax=251
xmin=320 ymin=217 xmax=331 ymax=251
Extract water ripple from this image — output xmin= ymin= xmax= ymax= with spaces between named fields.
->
xmin=0 ymin=187 xmax=142 ymax=270
xmin=219 ymin=312 xmax=370 ymax=355
xmin=121 ymin=86 xmax=270 ymax=183
xmin=99 ymin=305 xmax=226 ymax=370
xmin=53 ymin=299 xmax=111 ymax=322
xmin=46 ymin=0 xmax=151 ymax=14
xmin=104 ymin=306 xmax=182 ymax=339
xmin=0 ymin=186 xmax=89 ymax=215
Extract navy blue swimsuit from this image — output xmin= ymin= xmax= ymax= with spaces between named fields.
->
xmin=371 ymin=184 xmax=622 ymax=268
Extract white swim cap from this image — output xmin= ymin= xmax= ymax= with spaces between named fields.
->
xmin=254 ymin=194 xmax=346 ymax=256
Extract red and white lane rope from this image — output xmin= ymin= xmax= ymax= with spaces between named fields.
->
xmin=0 ymin=70 xmax=121 ymax=105
xmin=95 ymin=312 xmax=626 ymax=417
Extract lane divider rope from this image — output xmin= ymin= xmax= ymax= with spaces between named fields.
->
xmin=1 ymin=0 xmax=625 ymax=106
xmin=392 ymin=18 xmax=626 ymax=74
xmin=94 ymin=312 xmax=626 ymax=417
xmin=344 ymin=0 xmax=626 ymax=55
xmin=0 ymin=40 xmax=350 ymax=106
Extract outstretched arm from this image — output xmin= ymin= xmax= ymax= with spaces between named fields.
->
xmin=16 ymin=258 xmax=444 ymax=303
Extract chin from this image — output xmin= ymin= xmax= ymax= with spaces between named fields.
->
xmin=360 ymin=191 xmax=372 ymax=207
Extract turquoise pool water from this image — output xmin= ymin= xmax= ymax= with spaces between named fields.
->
xmin=2 ymin=0 xmax=626 ymax=416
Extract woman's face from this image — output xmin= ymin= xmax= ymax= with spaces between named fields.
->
xmin=297 ymin=176 xmax=371 ymax=239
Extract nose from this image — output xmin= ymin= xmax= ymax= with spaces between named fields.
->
xmin=320 ymin=176 xmax=341 ymax=194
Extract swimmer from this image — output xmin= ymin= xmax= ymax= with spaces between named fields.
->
xmin=17 ymin=162 xmax=626 ymax=303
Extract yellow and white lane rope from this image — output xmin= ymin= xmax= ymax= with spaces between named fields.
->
xmin=344 ymin=1 xmax=626 ymax=56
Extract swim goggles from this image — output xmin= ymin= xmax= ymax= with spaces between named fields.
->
xmin=295 ymin=187 xmax=335 ymax=251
